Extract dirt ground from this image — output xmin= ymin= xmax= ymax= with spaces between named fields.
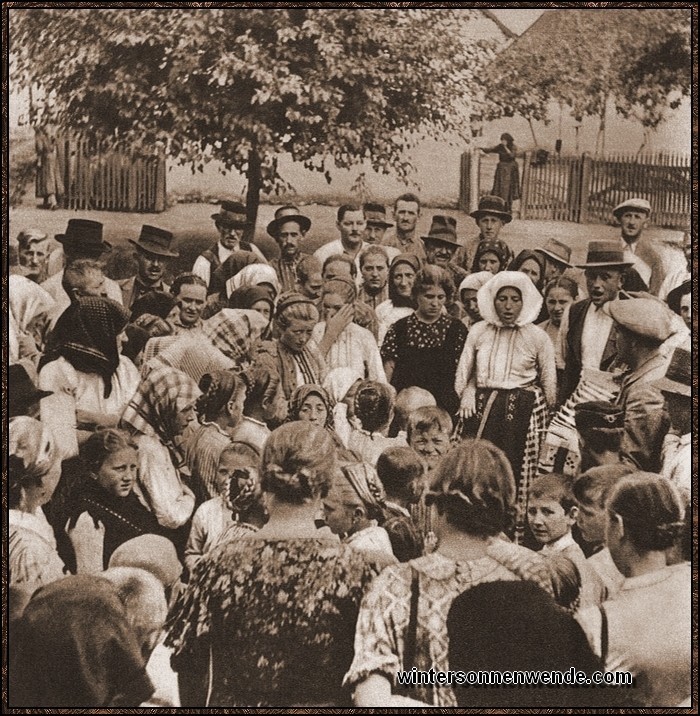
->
xmin=8 ymin=200 xmax=686 ymax=283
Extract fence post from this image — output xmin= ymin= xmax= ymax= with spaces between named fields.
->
xmin=578 ymin=152 xmax=592 ymax=224
xmin=154 ymin=145 xmax=166 ymax=212
xmin=520 ymin=151 xmax=531 ymax=220
xmin=459 ymin=151 xmax=470 ymax=212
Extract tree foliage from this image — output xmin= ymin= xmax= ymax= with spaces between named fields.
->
xmin=483 ymin=9 xmax=691 ymax=131
xmin=10 ymin=8 xmax=496 ymax=221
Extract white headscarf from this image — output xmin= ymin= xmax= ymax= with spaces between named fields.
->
xmin=459 ymin=271 xmax=494 ymax=295
xmin=226 ymin=264 xmax=280 ymax=299
xmin=9 ymin=275 xmax=55 ymax=364
xmin=477 ymin=271 xmax=543 ymax=327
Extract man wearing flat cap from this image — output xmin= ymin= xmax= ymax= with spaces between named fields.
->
xmin=119 ymin=225 xmax=179 ymax=310
xmin=557 ymin=240 xmax=645 ymax=404
xmin=604 ymin=297 xmax=677 ymax=473
xmin=267 ymin=205 xmax=312 ymax=293
xmin=654 ymin=346 xmax=691 ymax=500
xmin=612 ymin=197 xmax=654 ymax=292
xmin=574 ymin=401 xmax=626 ymax=473
xmin=192 ymin=201 xmax=267 ymax=290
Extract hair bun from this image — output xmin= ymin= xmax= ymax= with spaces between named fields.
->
xmin=264 ymin=463 xmax=310 ymax=494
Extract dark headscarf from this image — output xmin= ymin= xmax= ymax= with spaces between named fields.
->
xmin=57 ymin=296 xmax=130 ymax=398
xmin=387 ymin=253 xmax=420 ymax=308
xmin=9 ymin=575 xmax=153 ymax=707
xmin=288 ymin=383 xmax=335 ymax=430
xmin=508 ymin=249 xmax=548 ymax=292
xmin=130 ymin=290 xmax=176 ymax=321
xmin=471 ymin=239 xmax=511 ymax=274
xmin=228 ymin=285 xmax=275 ymax=315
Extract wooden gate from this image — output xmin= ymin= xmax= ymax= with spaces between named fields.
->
xmin=62 ymin=136 xmax=166 ymax=212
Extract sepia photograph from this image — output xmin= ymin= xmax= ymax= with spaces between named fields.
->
xmin=4 ymin=3 xmax=695 ymax=710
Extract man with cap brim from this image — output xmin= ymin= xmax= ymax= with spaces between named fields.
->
xmin=612 ymin=197 xmax=654 ymax=291
xmin=267 ymin=205 xmax=311 ymax=293
xmin=421 ymin=215 xmax=467 ymax=289
xmin=9 ymin=363 xmax=54 ymax=418
xmin=41 ymin=219 xmax=124 ymax=307
xmin=557 ymin=240 xmax=636 ymax=404
xmin=458 ymin=195 xmax=514 ymax=273
xmin=653 ymin=347 xmax=691 ymax=499
xmin=573 ymin=401 xmax=626 ymax=472
xmin=603 ymin=297 xmax=676 ymax=473
xmin=119 ymin=225 xmax=179 ymax=310
xmin=363 ymin=203 xmax=393 ymax=245
xmin=192 ymin=200 xmax=267 ymax=290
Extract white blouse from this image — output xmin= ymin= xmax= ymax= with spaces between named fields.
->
xmin=39 ymin=355 xmax=141 ymax=460
xmin=455 ymin=321 xmax=556 ymax=407
xmin=311 ymin=321 xmax=387 ymax=384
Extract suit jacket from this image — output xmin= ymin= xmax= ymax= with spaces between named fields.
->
xmin=119 ymin=276 xmax=170 ymax=311
xmin=616 ymin=352 xmax=671 ymax=473
xmin=559 ymin=299 xmax=618 ymax=403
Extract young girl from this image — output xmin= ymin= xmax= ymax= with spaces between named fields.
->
xmin=538 ymin=277 xmax=578 ymax=368
xmin=70 ymin=428 xmax=166 ymax=570
xmin=184 ymin=443 xmax=261 ymax=574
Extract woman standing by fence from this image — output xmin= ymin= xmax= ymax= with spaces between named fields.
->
xmin=481 ymin=133 xmax=520 ymax=212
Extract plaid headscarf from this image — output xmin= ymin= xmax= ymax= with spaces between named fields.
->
xmin=143 ymin=333 xmax=235 ymax=383
xmin=288 ymin=383 xmax=335 ymax=430
xmin=201 ymin=308 xmax=268 ymax=365
xmin=57 ymin=296 xmax=130 ymax=398
xmin=121 ymin=365 xmax=201 ymax=446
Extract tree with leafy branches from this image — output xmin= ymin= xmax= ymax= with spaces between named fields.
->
xmin=10 ymin=7 xmax=497 ymax=224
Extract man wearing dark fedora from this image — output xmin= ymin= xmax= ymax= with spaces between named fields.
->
xmin=654 ymin=346 xmax=691 ymax=499
xmin=41 ymin=219 xmax=123 ymax=307
xmin=119 ymin=225 xmax=179 ymax=309
xmin=557 ymin=240 xmax=637 ymax=403
xmin=192 ymin=200 xmax=267 ymax=290
xmin=267 ymin=205 xmax=311 ymax=292
xmin=421 ymin=215 xmax=468 ymax=287
xmin=459 ymin=194 xmax=514 ymax=273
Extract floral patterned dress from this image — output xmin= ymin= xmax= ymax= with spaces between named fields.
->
xmin=165 ymin=537 xmax=378 ymax=707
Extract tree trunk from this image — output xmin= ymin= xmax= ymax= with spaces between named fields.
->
xmin=245 ymin=148 xmax=262 ymax=242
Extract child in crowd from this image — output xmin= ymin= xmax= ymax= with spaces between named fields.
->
xmin=527 ymin=474 xmax=604 ymax=609
xmin=376 ymin=446 xmax=425 ymax=561
xmin=184 ymin=442 xmax=260 ymax=574
xmin=572 ymin=464 xmax=634 ymax=599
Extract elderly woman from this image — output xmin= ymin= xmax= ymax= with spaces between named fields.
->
xmin=120 ymin=366 xmax=200 ymax=533
xmin=262 ymin=292 xmax=327 ymax=401
xmin=381 ymin=265 xmax=467 ymax=417
xmin=312 ymin=278 xmax=386 ymax=383
xmin=375 ymin=253 xmax=419 ymax=345
xmin=166 ymin=422 xmax=379 ymax=707
xmin=578 ymin=473 xmax=690 ymax=707
xmin=458 ymin=271 xmax=492 ymax=329
xmin=455 ymin=271 xmax=556 ymax=540
xmin=344 ymin=439 xmax=553 ymax=707
xmin=39 ymin=296 xmax=140 ymax=460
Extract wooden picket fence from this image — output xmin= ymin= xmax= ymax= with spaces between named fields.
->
xmin=61 ymin=136 xmax=166 ymax=212
xmin=462 ymin=150 xmax=690 ymax=229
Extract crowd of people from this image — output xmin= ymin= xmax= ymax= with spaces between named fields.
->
xmin=8 ymin=189 xmax=692 ymax=707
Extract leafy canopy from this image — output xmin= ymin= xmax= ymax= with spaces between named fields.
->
xmin=11 ymin=8 xmax=496 ymax=203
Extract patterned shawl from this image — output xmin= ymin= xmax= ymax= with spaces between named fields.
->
xmin=143 ymin=332 xmax=235 ymax=383
xmin=202 ymin=309 xmax=269 ymax=366
xmin=288 ymin=383 xmax=335 ymax=430
xmin=56 ymin=296 xmax=130 ymax=398
xmin=120 ymin=365 xmax=201 ymax=446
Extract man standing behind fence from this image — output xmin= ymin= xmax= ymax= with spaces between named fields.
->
xmin=612 ymin=198 xmax=653 ymax=293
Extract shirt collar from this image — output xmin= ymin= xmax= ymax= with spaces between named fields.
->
xmin=621 ymin=566 xmax=677 ymax=591
xmin=539 ymin=532 xmax=576 ymax=555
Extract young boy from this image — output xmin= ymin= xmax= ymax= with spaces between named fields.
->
xmin=572 ymin=464 xmax=633 ymax=600
xmin=528 ymin=474 xmax=604 ymax=609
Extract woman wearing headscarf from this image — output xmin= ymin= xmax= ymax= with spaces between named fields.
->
xmin=577 ymin=473 xmax=690 ymax=707
xmin=260 ymin=292 xmax=327 ymax=401
xmin=226 ymin=262 xmax=280 ymax=302
xmin=470 ymin=238 xmax=511 ymax=275
xmin=9 ymin=274 xmax=56 ymax=368
xmin=288 ymin=383 xmax=336 ymax=432
xmin=375 ymin=254 xmax=419 ymax=346
xmin=228 ymin=285 xmax=275 ymax=339
xmin=458 ymin=271 xmax=492 ymax=330
xmin=201 ymin=308 xmax=269 ymax=369
xmin=10 ymin=575 xmax=154 ymax=707
xmin=509 ymin=248 xmax=549 ymax=322
xmin=312 ymin=278 xmax=387 ymax=383
xmin=345 ymin=440 xmax=553 ymax=707
xmin=455 ymin=271 xmax=556 ymax=542
xmin=166 ymin=422 xmax=379 ymax=706
xmin=9 ymin=416 xmax=67 ymax=594
xmin=120 ymin=366 xmax=200 ymax=535
xmin=38 ymin=296 xmax=139 ymax=460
